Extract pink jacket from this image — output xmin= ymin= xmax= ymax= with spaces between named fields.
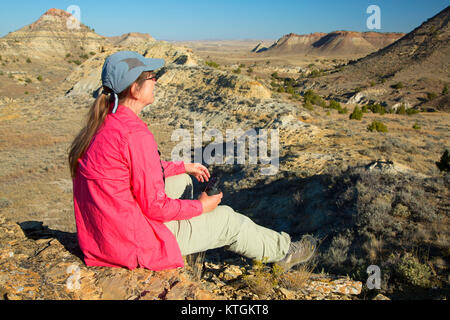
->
xmin=72 ymin=104 xmax=203 ymax=270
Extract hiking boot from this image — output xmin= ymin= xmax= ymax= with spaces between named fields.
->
xmin=276 ymin=235 xmax=317 ymax=272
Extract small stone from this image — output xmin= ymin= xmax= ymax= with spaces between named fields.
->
xmin=278 ymin=287 xmax=296 ymax=299
xmin=221 ymin=265 xmax=243 ymax=281
xmin=373 ymin=293 xmax=390 ymax=300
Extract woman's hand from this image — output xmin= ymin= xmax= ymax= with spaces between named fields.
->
xmin=198 ymin=191 xmax=223 ymax=213
xmin=184 ymin=163 xmax=210 ymax=183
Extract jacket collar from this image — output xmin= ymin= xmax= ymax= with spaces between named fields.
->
xmin=110 ymin=103 xmax=148 ymax=128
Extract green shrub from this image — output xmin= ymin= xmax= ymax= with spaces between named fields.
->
xmin=309 ymin=69 xmax=321 ymax=78
xmin=304 ymin=90 xmax=325 ymax=106
xmin=367 ymin=120 xmax=388 ymax=132
xmin=427 ymin=92 xmax=437 ymax=101
xmin=367 ymin=103 xmax=385 ymax=115
xmin=443 ymin=84 xmax=448 ymax=95
xmin=37 ymin=75 xmax=43 ymax=81
xmin=392 ymin=203 xmax=410 ymax=218
xmin=247 ymin=67 xmax=253 ymax=74
xmin=286 ymin=85 xmax=295 ymax=95
xmin=435 ymin=150 xmax=450 ymax=172
xmin=328 ymin=100 xmax=341 ymax=110
xmin=396 ymin=104 xmax=407 ymax=115
xmin=406 ymin=108 xmax=419 ymax=115
xmin=25 ymin=78 xmax=32 ymax=84
xmin=233 ymin=67 xmax=241 ymax=74
xmin=412 ymin=122 xmax=421 ymax=130
xmin=361 ymin=105 xmax=369 ymax=113
xmin=205 ymin=60 xmax=219 ymax=68
xmin=338 ymin=106 xmax=348 ymax=114
xmin=349 ymin=105 xmax=363 ymax=120
xmin=304 ymin=101 xmax=314 ymax=111
xmin=391 ymin=82 xmax=404 ymax=89
xmin=26 ymin=58 xmax=31 ymax=63
xmin=322 ymin=100 xmax=348 ymax=114
xmin=322 ymin=232 xmax=353 ymax=268
xmin=73 ymin=60 xmax=82 ymax=66
xmin=397 ymin=253 xmax=432 ymax=288
xmin=283 ymin=77 xmax=296 ymax=87
xmin=326 ymin=99 xmax=347 ymax=113
xmin=290 ymin=93 xmax=301 ymax=100
xmin=303 ymin=90 xmax=315 ymax=103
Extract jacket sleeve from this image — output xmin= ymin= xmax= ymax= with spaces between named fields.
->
xmin=125 ymin=129 xmax=203 ymax=222
xmin=161 ymin=160 xmax=186 ymax=178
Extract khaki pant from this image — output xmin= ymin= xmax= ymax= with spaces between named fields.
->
xmin=164 ymin=173 xmax=291 ymax=262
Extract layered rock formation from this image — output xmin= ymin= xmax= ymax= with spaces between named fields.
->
xmin=257 ymin=31 xmax=405 ymax=57
xmin=0 ymin=8 xmax=108 ymax=60
xmin=301 ymin=6 xmax=450 ymax=109
xmin=343 ymin=6 xmax=450 ymax=81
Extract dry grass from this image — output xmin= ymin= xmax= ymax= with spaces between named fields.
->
xmin=242 ymin=259 xmax=278 ymax=298
xmin=0 ymin=129 xmax=67 ymax=150
xmin=279 ymin=263 xmax=315 ymax=291
xmin=362 ymin=234 xmax=385 ymax=264
xmin=242 ymin=258 xmax=315 ymax=298
xmin=243 ymin=273 xmax=275 ymax=298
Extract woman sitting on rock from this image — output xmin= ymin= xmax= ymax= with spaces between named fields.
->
xmin=68 ymin=50 xmax=316 ymax=272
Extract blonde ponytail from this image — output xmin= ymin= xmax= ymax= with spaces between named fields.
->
xmin=68 ymin=91 xmax=111 ymax=178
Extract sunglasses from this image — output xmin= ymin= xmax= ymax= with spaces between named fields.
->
xmin=144 ymin=73 xmax=158 ymax=82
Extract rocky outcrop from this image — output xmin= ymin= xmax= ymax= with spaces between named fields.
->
xmin=157 ymin=65 xmax=272 ymax=99
xmin=0 ymin=214 xmax=363 ymax=300
xmin=64 ymin=40 xmax=271 ymax=100
xmin=251 ymin=42 xmax=269 ymax=53
xmin=0 ymin=215 xmax=218 ymax=300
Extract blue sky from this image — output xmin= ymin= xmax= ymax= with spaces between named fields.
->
xmin=0 ymin=0 xmax=448 ymax=40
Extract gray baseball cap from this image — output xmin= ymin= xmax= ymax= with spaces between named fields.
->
xmin=101 ymin=51 xmax=165 ymax=113
xmin=102 ymin=50 xmax=164 ymax=93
